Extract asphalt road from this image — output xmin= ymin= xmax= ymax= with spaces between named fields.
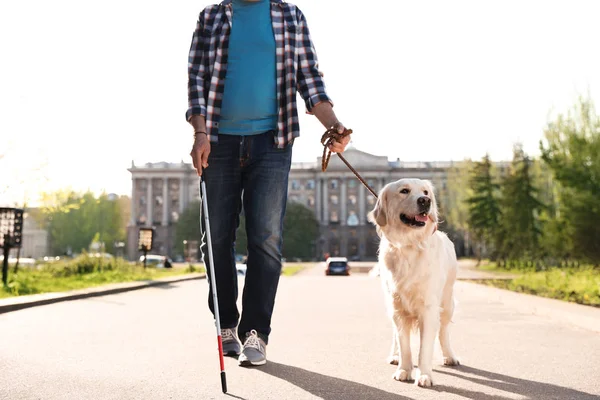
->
xmin=1 ymin=267 xmax=599 ymax=400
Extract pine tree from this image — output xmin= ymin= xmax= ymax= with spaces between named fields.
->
xmin=466 ymin=154 xmax=501 ymax=263
xmin=496 ymin=145 xmax=544 ymax=267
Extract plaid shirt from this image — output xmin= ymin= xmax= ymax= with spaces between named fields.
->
xmin=186 ymin=0 xmax=332 ymax=148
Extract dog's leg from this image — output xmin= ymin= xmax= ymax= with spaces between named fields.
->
xmin=440 ymin=295 xmax=460 ymax=366
xmin=392 ymin=316 xmax=413 ymax=382
xmin=415 ymin=307 xmax=439 ymax=387
xmin=387 ymin=326 xmax=399 ymax=365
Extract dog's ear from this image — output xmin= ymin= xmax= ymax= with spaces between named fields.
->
xmin=367 ymin=189 xmax=387 ymax=227
xmin=424 ymin=180 xmax=439 ymax=224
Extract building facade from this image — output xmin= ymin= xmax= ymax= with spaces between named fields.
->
xmin=126 ymin=148 xmax=454 ymax=261
xmin=126 ymin=161 xmax=199 ymax=261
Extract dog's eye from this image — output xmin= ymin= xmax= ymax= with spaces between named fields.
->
xmin=423 ymin=190 xmax=429 ymax=196
xmin=400 ymin=188 xmax=410 ymax=194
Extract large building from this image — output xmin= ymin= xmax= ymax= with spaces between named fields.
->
xmin=126 ymin=148 xmax=453 ymax=261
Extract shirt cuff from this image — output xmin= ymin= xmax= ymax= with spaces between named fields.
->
xmin=186 ymin=106 xmax=207 ymax=122
xmin=305 ymin=93 xmax=333 ymax=114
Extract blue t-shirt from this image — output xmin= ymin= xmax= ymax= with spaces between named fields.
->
xmin=219 ymin=0 xmax=278 ymax=135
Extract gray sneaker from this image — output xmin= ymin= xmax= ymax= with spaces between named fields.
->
xmin=238 ymin=330 xmax=267 ymax=367
xmin=221 ymin=328 xmax=241 ymax=357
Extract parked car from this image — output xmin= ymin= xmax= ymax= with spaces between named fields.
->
xmin=139 ymin=254 xmax=173 ymax=268
xmin=325 ymin=257 xmax=350 ymax=276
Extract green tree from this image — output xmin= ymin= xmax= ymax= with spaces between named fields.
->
xmin=466 ymin=154 xmax=501 ymax=264
xmin=540 ymin=96 xmax=600 ymax=264
xmin=39 ymin=191 xmax=126 ymax=256
xmin=282 ymin=201 xmax=319 ymax=260
xmin=174 ymin=200 xmax=247 ymax=258
xmin=438 ymin=160 xmax=473 ymax=257
xmin=495 ymin=145 xmax=544 ymax=267
xmin=175 ymin=200 xmax=201 ymax=257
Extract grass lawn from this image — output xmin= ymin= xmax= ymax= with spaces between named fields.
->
xmin=474 ymin=262 xmax=600 ymax=307
xmin=1 ymin=256 xmax=205 ymax=299
xmin=281 ymin=264 xmax=306 ymax=276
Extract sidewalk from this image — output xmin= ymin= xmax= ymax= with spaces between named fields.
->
xmin=456 ymin=259 xmax=519 ymax=280
xmin=0 ymin=273 xmax=205 ymax=314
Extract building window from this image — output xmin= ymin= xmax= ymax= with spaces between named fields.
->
xmin=330 ymin=211 xmax=339 ymax=223
xmin=347 ymin=211 xmax=359 ymax=226
xmin=367 ymin=179 xmax=377 ymax=188
xmin=139 ymin=196 xmax=146 ymax=206
xmin=348 ymin=195 xmax=357 ymax=205
xmin=307 ymin=196 xmax=315 ymax=207
xmin=306 ymin=180 xmax=315 ymax=190
xmin=171 ymin=211 xmax=179 ymax=223
xmin=155 ymin=196 xmax=163 ymax=206
xmin=330 ymin=179 xmax=338 ymax=190
xmin=348 ymin=179 xmax=357 ymax=188
xmin=291 ymin=180 xmax=301 ymax=190
xmin=330 ymin=195 xmax=338 ymax=205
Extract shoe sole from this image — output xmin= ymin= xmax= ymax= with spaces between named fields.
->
xmin=239 ymin=359 xmax=267 ymax=367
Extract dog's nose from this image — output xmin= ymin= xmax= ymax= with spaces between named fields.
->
xmin=417 ymin=196 xmax=431 ymax=209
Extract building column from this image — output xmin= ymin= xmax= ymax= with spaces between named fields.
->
xmin=322 ymin=178 xmax=329 ymax=226
xmin=162 ymin=177 xmax=168 ymax=226
xmin=358 ymin=183 xmax=366 ymax=225
xmin=146 ymin=178 xmax=153 ymax=226
xmin=359 ymin=226 xmax=367 ymax=259
xmin=179 ymin=176 xmax=186 ymax=214
xmin=130 ymin=177 xmax=136 ymax=225
xmin=315 ymin=176 xmax=322 ymax=224
xmin=340 ymin=178 xmax=347 ymax=226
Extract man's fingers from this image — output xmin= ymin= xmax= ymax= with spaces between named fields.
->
xmin=191 ymin=151 xmax=199 ymax=171
xmin=329 ymin=142 xmax=344 ymax=153
xmin=201 ymin=146 xmax=210 ymax=169
xmin=191 ymin=147 xmax=203 ymax=176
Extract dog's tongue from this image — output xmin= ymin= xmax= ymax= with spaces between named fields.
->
xmin=414 ymin=214 xmax=428 ymax=223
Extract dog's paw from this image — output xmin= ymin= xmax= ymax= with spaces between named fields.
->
xmin=392 ymin=368 xmax=411 ymax=381
xmin=387 ymin=355 xmax=399 ymax=365
xmin=416 ymin=374 xmax=433 ymax=387
xmin=443 ymin=356 xmax=460 ymax=366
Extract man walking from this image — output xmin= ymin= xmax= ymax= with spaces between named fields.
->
xmin=187 ymin=0 xmax=350 ymax=367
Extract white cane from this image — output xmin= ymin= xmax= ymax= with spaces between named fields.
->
xmin=199 ymin=176 xmax=227 ymax=393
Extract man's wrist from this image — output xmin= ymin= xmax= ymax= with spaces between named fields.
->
xmin=193 ymin=131 xmax=207 ymax=140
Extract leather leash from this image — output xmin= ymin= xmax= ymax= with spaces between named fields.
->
xmin=320 ymin=127 xmax=378 ymax=199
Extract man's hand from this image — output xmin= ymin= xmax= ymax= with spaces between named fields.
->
xmin=190 ymin=133 xmax=211 ymax=176
xmin=328 ymin=122 xmax=351 ymax=153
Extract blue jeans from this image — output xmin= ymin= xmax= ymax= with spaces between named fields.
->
xmin=199 ymin=130 xmax=292 ymax=344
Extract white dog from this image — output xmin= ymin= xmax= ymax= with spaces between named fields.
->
xmin=367 ymin=178 xmax=460 ymax=387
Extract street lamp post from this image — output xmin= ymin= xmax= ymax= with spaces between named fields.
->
xmin=0 ymin=208 xmax=24 ymax=286
xmin=138 ymin=228 xmax=154 ymax=269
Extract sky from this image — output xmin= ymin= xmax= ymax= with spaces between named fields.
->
xmin=1 ymin=0 xmax=599 ymax=206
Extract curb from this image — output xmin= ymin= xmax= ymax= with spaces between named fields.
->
xmin=0 ymin=273 xmax=206 ymax=315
